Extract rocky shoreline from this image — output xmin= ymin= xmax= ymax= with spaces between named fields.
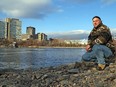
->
xmin=0 ymin=56 xmax=116 ymax=87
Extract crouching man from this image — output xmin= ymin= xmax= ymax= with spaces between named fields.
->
xmin=82 ymin=16 xmax=115 ymax=70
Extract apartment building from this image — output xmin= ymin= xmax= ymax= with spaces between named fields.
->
xmin=0 ymin=21 xmax=5 ymax=39
xmin=0 ymin=18 xmax=22 ymax=40
xmin=26 ymin=26 xmax=35 ymax=36
xmin=36 ymin=33 xmax=47 ymax=41
xmin=5 ymin=18 xmax=22 ymax=40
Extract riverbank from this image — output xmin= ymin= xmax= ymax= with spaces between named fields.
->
xmin=0 ymin=56 xmax=116 ymax=87
xmin=23 ymin=46 xmax=86 ymax=49
xmin=0 ymin=46 xmax=85 ymax=49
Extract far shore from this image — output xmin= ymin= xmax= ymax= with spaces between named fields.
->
xmin=0 ymin=46 xmax=86 ymax=49
xmin=21 ymin=46 xmax=86 ymax=49
xmin=30 ymin=46 xmax=86 ymax=48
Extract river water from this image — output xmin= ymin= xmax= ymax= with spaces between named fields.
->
xmin=0 ymin=48 xmax=85 ymax=70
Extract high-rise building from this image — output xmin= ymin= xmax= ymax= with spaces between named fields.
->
xmin=0 ymin=21 xmax=5 ymax=39
xmin=5 ymin=18 xmax=10 ymax=40
xmin=36 ymin=33 xmax=47 ymax=41
xmin=26 ymin=26 xmax=35 ymax=36
xmin=5 ymin=18 xmax=22 ymax=40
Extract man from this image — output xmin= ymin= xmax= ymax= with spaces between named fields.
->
xmin=82 ymin=16 xmax=115 ymax=70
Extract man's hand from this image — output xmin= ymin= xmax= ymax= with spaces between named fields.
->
xmin=85 ymin=45 xmax=91 ymax=52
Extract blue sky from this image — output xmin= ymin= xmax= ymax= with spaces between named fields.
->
xmin=0 ymin=0 xmax=116 ymax=39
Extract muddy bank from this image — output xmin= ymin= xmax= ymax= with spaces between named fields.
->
xmin=0 ymin=56 xmax=116 ymax=87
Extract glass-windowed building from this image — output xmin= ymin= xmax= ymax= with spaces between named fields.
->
xmin=5 ymin=18 xmax=22 ymax=40
xmin=26 ymin=26 xmax=35 ymax=35
xmin=36 ymin=33 xmax=47 ymax=41
xmin=0 ymin=21 xmax=5 ymax=39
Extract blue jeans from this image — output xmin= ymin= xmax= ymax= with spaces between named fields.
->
xmin=82 ymin=44 xmax=113 ymax=64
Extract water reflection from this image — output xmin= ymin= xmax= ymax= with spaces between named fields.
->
xmin=0 ymin=48 xmax=85 ymax=70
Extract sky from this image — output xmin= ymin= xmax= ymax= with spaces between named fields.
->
xmin=0 ymin=0 xmax=116 ymax=40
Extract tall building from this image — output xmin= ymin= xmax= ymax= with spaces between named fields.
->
xmin=26 ymin=26 xmax=35 ymax=36
xmin=36 ymin=33 xmax=47 ymax=41
xmin=5 ymin=18 xmax=22 ymax=40
xmin=5 ymin=18 xmax=10 ymax=40
xmin=0 ymin=21 xmax=5 ymax=39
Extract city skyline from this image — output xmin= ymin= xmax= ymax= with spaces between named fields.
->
xmin=0 ymin=0 xmax=116 ymax=40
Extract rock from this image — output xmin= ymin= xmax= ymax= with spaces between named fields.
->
xmin=41 ymin=74 xmax=48 ymax=80
xmin=110 ymin=69 xmax=115 ymax=73
xmin=92 ymin=67 xmax=97 ymax=71
xmin=114 ymin=79 xmax=116 ymax=82
xmin=105 ymin=75 xmax=116 ymax=81
xmin=31 ymin=75 xmax=37 ymax=80
xmin=74 ymin=62 xmax=82 ymax=68
xmin=31 ymin=84 xmax=39 ymax=87
xmin=16 ymin=75 xmax=21 ymax=79
xmin=60 ymin=80 xmax=69 ymax=86
xmin=68 ymin=69 xmax=79 ymax=74
xmin=109 ymin=63 xmax=115 ymax=68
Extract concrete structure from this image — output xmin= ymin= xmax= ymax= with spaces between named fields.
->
xmin=36 ymin=33 xmax=47 ymax=41
xmin=26 ymin=26 xmax=35 ymax=35
xmin=21 ymin=34 xmax=31 ymax=41
xmin=0 ymin=21 xmax=5 ymax=39
xmin=5 ymin=18 xmax=22 ymax=40
xmin=26 ymin=26 xmax=35 ymax=39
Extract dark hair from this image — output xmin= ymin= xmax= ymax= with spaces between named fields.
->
xmin=92 ymin=16 xmax=101 ymax=20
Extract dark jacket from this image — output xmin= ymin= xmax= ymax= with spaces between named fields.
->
xmin=88 ymin=23 xmax=115 ymax=53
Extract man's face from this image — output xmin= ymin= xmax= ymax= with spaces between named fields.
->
xmin=92 ymin=18 xmax=101 ymax=28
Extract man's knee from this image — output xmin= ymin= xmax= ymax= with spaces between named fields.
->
xmin=82 ymin=54 xmax=90 ymax=61
xmin=92 ymin=44 xmax=102 ymax=52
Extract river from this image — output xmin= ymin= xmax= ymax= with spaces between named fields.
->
xmin=0 ymin=48 xmax=85 ymax=70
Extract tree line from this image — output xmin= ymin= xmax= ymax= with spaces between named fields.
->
xmin=0 ymin=39 xmax=115 ymax=48
xmin=0 ymin=39 xmax=86 ymax=48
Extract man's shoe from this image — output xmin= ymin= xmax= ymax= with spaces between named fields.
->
xmin=97 ymin=64 xmax=106 ymax=70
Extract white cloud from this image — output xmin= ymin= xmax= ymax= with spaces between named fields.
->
xmin=61 ymin=0 xmax=94 ymax=4
xmin=47 ymin=29 xmax=116 ymax=40
xmin=47 ymin=30 xmax=90 ymax=40
xmin=0 ymin=0 xmax=116 ymax=19
xmin=62 ymin=0 xmax=116 ymax=4
xmin=47 ymin=30 xmax=90 ymax=35
xmin=101 ymin=0 xmax=116 ymax=5
xmin=0 ymin=0 xmax=60 ymax=19
xmin=2 ymin=0 xmax=94 ymax=19
xmin=111 ymin=28 xmax=116 ymax=34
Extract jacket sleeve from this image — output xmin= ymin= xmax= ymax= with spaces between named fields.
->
xmin=87 ymin=34 xmax=93 ymax=46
